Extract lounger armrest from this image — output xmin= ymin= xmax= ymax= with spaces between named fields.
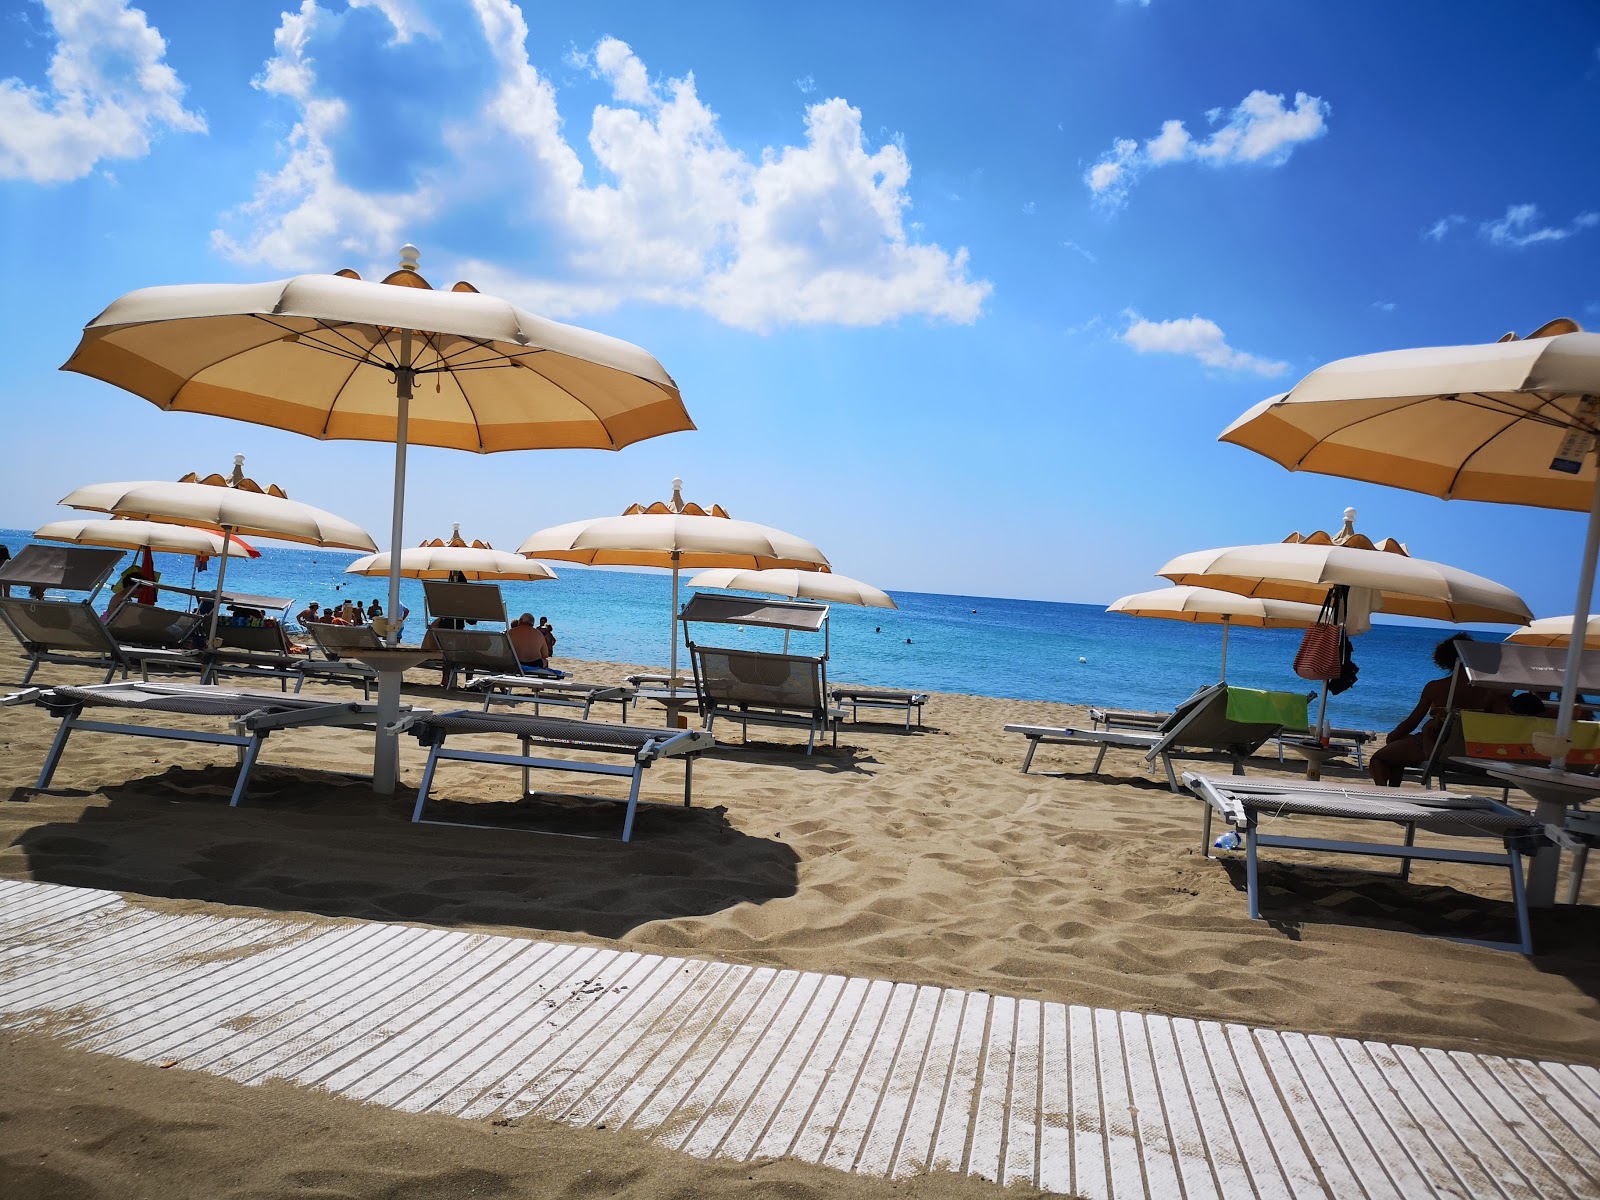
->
xmin=1180 ymin=771 xmax=1250 ymax=829
xmin=1 ymin=688 xmax=42 ymax=707
xmin=640 ymin=727 xmax=716 ymax=762
xmin=239 ymin=700 xmax=367 ymax=732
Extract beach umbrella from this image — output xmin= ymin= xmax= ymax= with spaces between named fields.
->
xmin=1219 ymin=317 xmax=1598 ymax=765
xmin=688 ymin=567 xmax=895 ymax=609
xmin=520 ymin=479 xmax=829 ymax=685
xmin=60 ymin=458 xmax=374 ymax=642
xmin=62 ymin=244 xmax=690 ymax=794
xmin=34 ymin=518 xmax=260 ymax=560
xmin=1506 ymin=615 xmax=1600 ymax=650
xmin=345 ymin=525 xmax=557 ymax=581
xmin=1106 ymin=585 xmax=1322 ymax=681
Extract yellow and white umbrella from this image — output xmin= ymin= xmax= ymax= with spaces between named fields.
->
xmin=34 ymin=518 xmax=258 ymax=560
xmin=1107 ymin=585 xmax=1322 ymax=680
xmin=1506 ymin=615 xmax=1600 ymax=650
xmin=689 ymin=568 xmax=894 ymax=609
xmin=521 ymin=479 xmax=828 ymax=683
xmin=346 ymin=525 xmax=556 ymax=581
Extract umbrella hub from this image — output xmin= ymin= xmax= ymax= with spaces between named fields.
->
xmin=623 ymin=477 xmax=731 ymax=518
xmin=177 ymin=455 xmax=288 ymax=499
xmin=334 ymin=244 xmax=483 ymax=296
xmin=420 ymin=526 xmax=493 ymax=549
xmin=1283 ymin=507 xmax=1409 ymax=556
xmin=1495 ymin=316 xmax=1583 ymax=343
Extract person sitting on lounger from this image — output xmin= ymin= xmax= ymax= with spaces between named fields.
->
xmin=1369 ymin=633 xmax=1510 ymax=786
xmin=508 ymin=613 xmax=551 ymax=670
xmin=103 ymin=568 xmax=143 ymax=623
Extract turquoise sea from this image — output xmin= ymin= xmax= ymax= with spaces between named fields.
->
xmin=1 ymin=529 xmax=1506 ymax=733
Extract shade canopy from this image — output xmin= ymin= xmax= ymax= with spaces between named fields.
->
xmin=34 ymin=518 xmax=259 ymax=559
xmin=520 ymin=513 xmax=828 ymax=570
xmin=1220 ymin=321 xmax=1600 ymax=511
xmin=59 ymin=478 xmax=375 ymax=551
xmin=346 ymin=545 xmax=556 ymax=581
xmin=1506 ymin=615 xmax=1600 ymax=650
xmin=1107 ymin=585 xmax=1322 ymax=627
xmin=688 ymin=567 xmax=893 ymax=609
xmin=61 ymin=259 xmax=691 ymax=454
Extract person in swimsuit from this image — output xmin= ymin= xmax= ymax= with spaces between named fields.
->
xmin=1368 ymin=633 xmax=1509 ymax=786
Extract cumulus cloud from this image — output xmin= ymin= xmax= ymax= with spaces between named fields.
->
xmin=1120 ymin=312 xmax=1288 ymax=377
xmin=211 ymin=0 xmax=988 ymax=331
xmin=1480 ymin=204 xmax=1598 ymax=248
xmin=1085 ymin=90 xmax=1328 ymax=209
xmin=0 ymin=0 xmax=206 ymax=183
xmin=1423 ymin=214 xmax=1466 ymax=241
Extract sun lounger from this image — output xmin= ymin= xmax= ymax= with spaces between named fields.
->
xmin=690 ymin=644 xmax=844 ymax=754
xmin=0 ymin=596 xmax=198 ymax=685
xmin=393 ymin=708 xmax=714 ymax=841
xmin=1004 ymin=683 xmax=1298 ymax=791
xmin=25 ymin=680 xmax=411 ymax=807
xmin=1182 ymin=771 xmax=1552 ymax=953
xmin=830 ymin=686 xmax=927 ymax=730
xmin=429 ymin=628 xmax=567 ymax=690
xmin=460 ymin=676 xmax=635 ymax=721
xmin=203 ymin=621 xmax=376 ymax=696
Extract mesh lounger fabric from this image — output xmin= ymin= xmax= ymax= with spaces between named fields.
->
xmin=832 ymin=687 xmax=926 ymax=702
xmin=1228 ymin=788 xmax=1539 ymax=835
xmin=413 ymin=710 xmax=683 ymax=754
xmin=41 ymin=683 xmax=342 ymax=718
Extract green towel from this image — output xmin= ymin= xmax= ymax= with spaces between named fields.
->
xmin=1225 ymin=687 xmax=1308 ymax=728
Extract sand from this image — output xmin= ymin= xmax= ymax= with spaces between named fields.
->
xmin=1 ymin=646 xmax=1597 ymax=1195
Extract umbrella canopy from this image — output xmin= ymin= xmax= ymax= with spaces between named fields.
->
xmin=34 ymin=518 xmax=259 ymax=559
xmin=1220 ymin=318 xmax=1598 ymax=766
xmin=1506 ymin=615 xmax=1600 ymax=650
xmin=1107 ymin=585 xmax=1322 ymax=681
xmin=346 ymin=525 xmax=556 ymax=581
xmin=1157 ymin=510 xmax=1531 ymax=626
xmin=61 ymin=245 xmax=690 ymax=796
xmin=689 ymin=567 xmax=895 ymax=609
xmin=520 ymin=479 xmax=829 ymax=682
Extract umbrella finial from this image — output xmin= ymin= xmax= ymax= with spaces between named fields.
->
xmin=670 ymin=478 xmax=685 ymax=512
xmin=230 ymin=454 xmax=245 ymax=487
xmin=1337 ymin=507 xmax=1357 ymax=540
xmin=399 ymin=244 xmax=420 ymax=273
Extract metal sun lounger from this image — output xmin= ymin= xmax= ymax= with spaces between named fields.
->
xmin=458 ymin=676 xmax=636 ymax=721
xmin=830 ymin=686 xmax=928 ymax=730
xmin=690 ymin=644 xmax=845 ymax=755
xmin=1004 ymin=682 xmax=1287 ymax=791
xmin=0 ymin=596 xmax=199 ymax=685
xmin=429 ymin=628 xmax=567 ymax=690
xmin=1182 ymin=771 xmax=1555 ymax=954
xmin=393 ymin=708 xmax=714 ymax=841
xmin=204 ymin=621 xmax=378 ymax=697
xmin=23 ymin=680 xmax=412 ymax=808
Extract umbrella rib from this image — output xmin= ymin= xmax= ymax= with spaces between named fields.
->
xmin=1284 ymin=390 xmax=1577 ymax=470
xmin=1442 ymin=403 xmax=1543 ymax=497
xmin=512 ymin=353 xmax=619 ymax=450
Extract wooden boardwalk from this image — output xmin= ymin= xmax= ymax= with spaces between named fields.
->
xmin=1 ymin=878 xmax=1595 ymax=1198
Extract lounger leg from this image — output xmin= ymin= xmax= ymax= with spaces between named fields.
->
xmin=1230 ymin=752 xmax=1245 ymax=777
xmin=229 ymin=734 xmax=265 ymax=807
xmin=293 ymin=674 xmax=305 ymax=694
xmin=1509 ymin=844 xmax=1533 ymax=955
xmin=36 ymin=712 xmax=79 ymax=789
xmin=620 ymin=768 xmax=643 ymax=843
xmin=1091 ymin=743 xmax=1108 ymax=776
xmin=1400 ymin=824 xmax=1417 ymax=881
xmin=1021 ymin=738 xmax=1039 ymax=774
xmin=1163 ymin=753 xmax=1179 ymax=792
xmin=521 ymin=735 xmax=532 ymax=796
xmin=804 ymin=721 xmax=816 ymax=755
xmin=1565 ymin=843 xmax=1588 ymax=906
xmin=21 ymin=657 xmax=39 ymax=686
xmin=682 ymin=755 xmax=693 ymax=808
xmin=1246 ymin=822 xmax=1262 ymax=921
xmin=1202 ymin=805 xmax=1213 ymax=858
xmin=411 ymin=742 xmax=443 ymax=823
xmin=104 ymin=663 xmax=120 ymax=684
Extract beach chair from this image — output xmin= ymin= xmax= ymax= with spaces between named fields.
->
xmin=1088 ymin=706 xmax=1168 ymax=732
xmin=430 ymin=628 xmax=566 ymax=690
xmin=423 ymin=579 xmax=508 ymax=626
xmin=393 ymin=708 xmax=714 ymax=841
xmin=0 ymin=596 xmax=197 ymax=685
xmin=1003 ymin=683 xmax=1299 ymax=791
xmin=689 ymin=644 xmax=844 ymax=754
xmin=204 ymin=620 xmax=378 ymax=697
xmin=830 ymin=686 xmax=928 ymax=731
xmin=107 ymin=602 xmax=201 ymax=651
xmin=1182 ymin=771 xmax=1553 ymax=953
xmin=23 ymin=679 xmax=412 ymax=807
xmin=460 ymin=676 xmax=635 ymax=721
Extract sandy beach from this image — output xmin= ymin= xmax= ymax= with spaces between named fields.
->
xmin=2 ymin=646 xmax=1597 ymax=1196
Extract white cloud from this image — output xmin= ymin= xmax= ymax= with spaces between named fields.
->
xmin=1120 ymin=312 xmax=1288 ymax=377
xmin=1085 ymin=90 xmax=1328 ymax=209
xmin=1021 ymin=200 xmax=1036 ymax=215
xmin=795 ymin=73 xmax=815 ymax=94
xmin=1061 ymin=239 xmax=1096 ymax=263
xmin=1371 ymin=300 xmax=1395 ymax=312
xmin=0 ymin=0 xmax=205 ymax=183
xmin=1423 ymin=214 xmax=1466 ymax=241
xmin=213 ymin=0 xmax=988 ymax=331
xmin=1480 ymin=204 xmax=1599 ymax=248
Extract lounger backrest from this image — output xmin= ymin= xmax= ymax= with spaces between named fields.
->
xmin=213 ymin=622 xmax=292 ymax=655
xmin=423 ymin=580 xmax=507 ymax=624
xmin=107 ymin=603 xmax=199 ymax=648
xmin=0 ymin=544 xmax=123 ymax=592
xmin=1159 ymin=685 xmax=1280 ymax=753
xmin=432 ymin=628 xmax=520 ymax=672
xmin=1156 ymin=683 xmax=1226 ymax=734
xmin=692 ymin=646 xmax=825 ymax=712
xmin=0 ymin=596 xmax=121 ymax=655
xmin=308 ymin=622 xmax=384 ymax=658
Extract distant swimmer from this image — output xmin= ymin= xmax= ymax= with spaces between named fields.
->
xmin=906 ymin=638 xmax=912 ymax=644
xmin=1079 ymin=656 xmax=1087 ymax=663
xmin=875 ymin=626 xmax=881 ymax=633
xmin=971 ymin=608 xmax=977 ymax=614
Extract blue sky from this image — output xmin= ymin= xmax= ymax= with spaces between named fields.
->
xmin=2 ymin=0 xmax=1598 ymax=619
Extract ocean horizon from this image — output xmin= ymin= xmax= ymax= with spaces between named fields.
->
xmin=1 ymin=527 xmax=1511 ymax=734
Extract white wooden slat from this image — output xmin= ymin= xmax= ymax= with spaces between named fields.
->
xmin=1279 ymin=1031 xmax=1392 ymax=1200
xmin=1442 ymin=1050 xmax=1587 ymax=1200
xmin=1557 ymin=1062 xmax=1600 ymax=1107
xmin=854 ymin=984 xmax=945 ymax=1177
xmin=965 ymin=993 xmax=1016 ymax=1183
xmin=823 ymin=980 xmax=921 ymax=1174
xmin=887 ymin=987 xmax=969 ymax=1181
xmin=1142 ymin=1014 xmax=1219 ymax=1200
xmin=1201 ymin=1019 xmax=1296 ymax=1200
xmin=1534 ymin=1061 xmax=1600 ymax=1142
xmin=787 ymin=977 xmax=897 ymax=1165
xmin=1260 ymin=1031 xmax=1370 ymax=1200
xmin=1094 ymin=1006 xmax=1146 ymax=1199
xmin=1118 ymin=1012 xmax=1184 ymax=1200
xmin=751 ymin=974 xmax=878 ymax=1163
xmin=1035 ymin=1001 xmax=1073 ymax=1199
xmin=1398 ymin=1045 xmax=1538 ymax=1200
xmin=1227 ymin=1026 xmax=1326 ymax=1200
xmin=927 ymin=990 xmax=990 ymax=1176
xmin=1170 ymin=1018 xmax=1254 ymax=1200
xmin=0 ymin=880 xmax=116 ymax=937
xmin=1070 ymin=1004 xmax=1112 ymax=1200
xmin=714 ymin=973 xmax=850 ymax=1163
xmin=1489 ymin=1059 xmax=1600 ymax=1188
xmin=681 ymin=971 xmax=828 ymax=1160
xmin=1332 ymin=1036 xmax=1463 ymax=1198
xmin=1002 ymin=998 xmax=1042 ymax=1188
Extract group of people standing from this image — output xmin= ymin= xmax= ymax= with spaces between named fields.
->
xmin=296 ymin=598 xmax=384 ymax=627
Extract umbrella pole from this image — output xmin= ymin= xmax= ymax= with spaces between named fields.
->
xmin=373 ymin=335 xmax=413 ymax=797
xmin=206 ymin=525 xmax=234 ymax=645
xmin=1552 ymin=474 xmax=1600 ymax=769
xmin=669 ymin=552 xmax=680 ymax=690
xmin=1219 ymin=616 xmax=1230 ymax=683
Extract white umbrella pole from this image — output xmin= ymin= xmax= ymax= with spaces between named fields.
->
xmin=669 ymin=551 xmax=680 ymax=689
xmin=1552 ymin=474 xmax=1600 ymax=768
xmin=1219 ymin=616 xmax=1231 ymax=683
xmin=372 ymin=333 xmax=413 ymax=797
xmin=206 ymin=524 xmax=234 ymax=644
